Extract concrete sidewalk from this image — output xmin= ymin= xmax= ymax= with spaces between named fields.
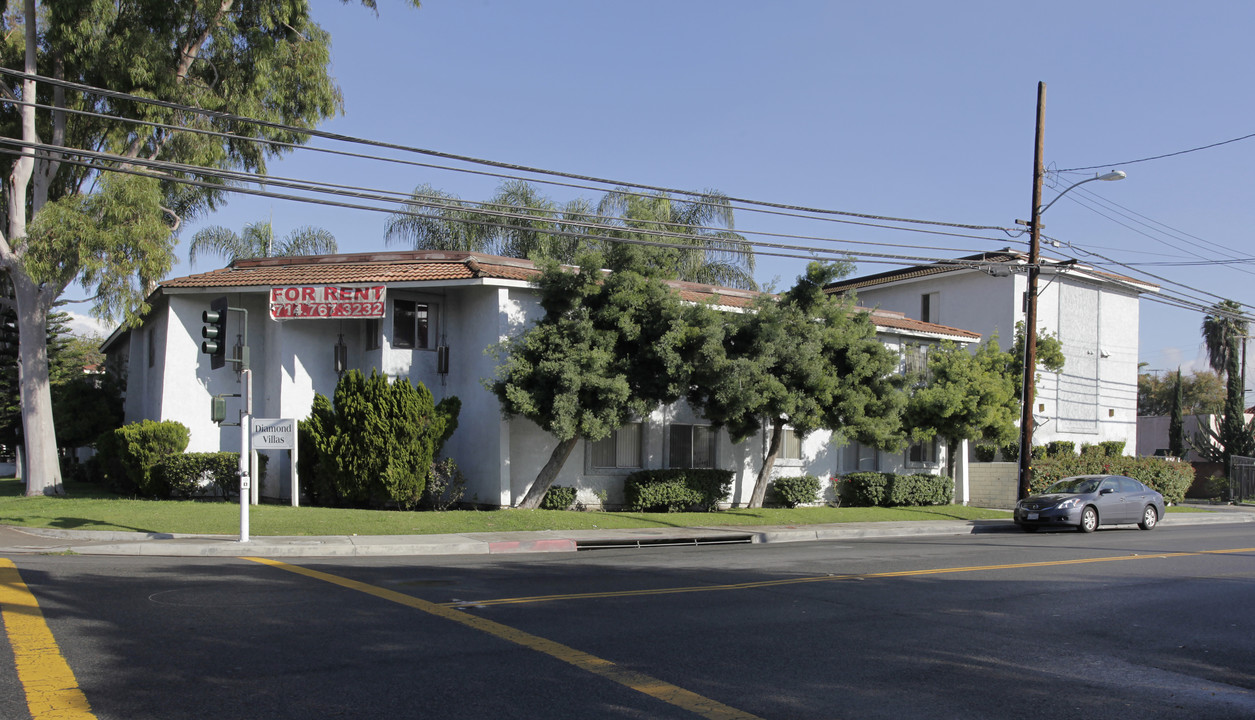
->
xmin=1 ymin=506 xmax=1250 ymax=558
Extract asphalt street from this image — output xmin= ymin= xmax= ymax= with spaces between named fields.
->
xmin=1 ymin=520 xmax=1253 ymax=719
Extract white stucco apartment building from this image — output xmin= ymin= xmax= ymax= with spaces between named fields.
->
xmin=825 ymin=250 xmax=1159 ymax=457
xmin=103 ymin=250 xmax=982 ymax=508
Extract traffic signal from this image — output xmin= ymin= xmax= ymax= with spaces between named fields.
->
xmin=201 ymin=296 xmax=228 ymax=369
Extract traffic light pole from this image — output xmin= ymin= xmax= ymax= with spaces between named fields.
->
xmin=238 ymin=367 xmax=252 ymax=543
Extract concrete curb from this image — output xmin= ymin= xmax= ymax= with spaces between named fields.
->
xmin=1 ymin=509 xmax=1250 ymax=558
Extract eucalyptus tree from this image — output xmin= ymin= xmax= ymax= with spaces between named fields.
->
xmin=0 ymin=0 xmax=417 ymax=495
xmin=188 ymin=220 xmax=337 ymax=267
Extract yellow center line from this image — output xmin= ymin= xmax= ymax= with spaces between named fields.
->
xmin=245 ymin=557 xmax=762 ymax=720
xmin=436 ymin=546 xmax=1255 ymax=608
xmin=0 ymin=559 xmax=96 ymax=720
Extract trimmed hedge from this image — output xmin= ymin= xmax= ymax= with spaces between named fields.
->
xmin=623 ymin=469 xmax=732 ymax=512
xmin=1028 ymin=454 xmax=1193 ymax=504
xmin=770 ymin=475 xmax=821 ymax=508
xmin=838 ymin=471 xmax=953 ymax=507
xmin=155 ymin=452 xmax=240 ymax=499
xmin=973 ymin=444 xmax=997 ymax=462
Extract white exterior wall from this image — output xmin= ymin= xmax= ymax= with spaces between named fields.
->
xmin=112 ymin=278 xmax=957 ymax=508
xmin=849 ymin=269 xmax=1142 ymax=455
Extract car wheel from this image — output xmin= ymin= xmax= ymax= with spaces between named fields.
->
xmin=1078 ymin=506 xmax=1099 ymax=533
xmin=1138 ymin=505 xmax=1159 ymax=530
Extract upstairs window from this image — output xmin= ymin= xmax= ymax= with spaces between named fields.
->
xmin=393 ymin=299 xmax=429 ymax=349
xmin=921 ymin=292 xmax=940 ymax=324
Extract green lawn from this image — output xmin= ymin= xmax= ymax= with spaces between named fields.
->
xmin=0 ymin=478 xmax=1015 ymax=536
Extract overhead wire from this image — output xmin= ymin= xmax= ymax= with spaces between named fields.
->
xmin=0 ymin=67 xmax=1023 ymax=238
xmin=1056 ymin=130 xmax=1255 ymax=173
xmin=0 ymin=141 xmax=1024 ymax=274
xmin=0 ymin=133 xmax=1018 ymax=263
xmin=2 ymin=68 xmax=1244 ymax=325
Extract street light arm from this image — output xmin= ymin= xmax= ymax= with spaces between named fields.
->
xmin=1037 ymin=171 xmax=1126 ymax=217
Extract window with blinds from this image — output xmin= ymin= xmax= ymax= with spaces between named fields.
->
xmin=669 ymin=424 xmax=716 ymax=468
xmin=590 ymin=422 xmax=642 ymax=469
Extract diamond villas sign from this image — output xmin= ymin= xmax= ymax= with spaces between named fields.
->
xmin=269 ymin=284 xmax=386 ymax=320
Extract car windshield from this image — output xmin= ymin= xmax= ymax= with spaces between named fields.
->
xmin=1044 ymin=477 xmax=1101 ymax=495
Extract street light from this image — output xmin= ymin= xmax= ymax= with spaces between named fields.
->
xmin=1017 ymin=81 xmax=1125 ymax=501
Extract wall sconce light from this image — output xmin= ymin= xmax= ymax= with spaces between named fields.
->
xmin=437 ymin=345 xmax=450 ymax=375
xmin=334 ymin=334 xmax=348 ymax=378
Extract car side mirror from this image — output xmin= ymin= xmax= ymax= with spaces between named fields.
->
xmin=1099 ymin=488 xmax=1114 ymax=495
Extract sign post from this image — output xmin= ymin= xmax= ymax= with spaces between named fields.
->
xmin=251 ymin=417 xmax=299 ymax=507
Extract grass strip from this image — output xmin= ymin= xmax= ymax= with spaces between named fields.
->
xmin=0 ymin=478 xmax=1017 ymax=536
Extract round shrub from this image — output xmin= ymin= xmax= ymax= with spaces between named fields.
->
xmin=541 ymin=485 xmax=577 ymax=510
xmin=771 ymin=475 xmax=821 ymax=508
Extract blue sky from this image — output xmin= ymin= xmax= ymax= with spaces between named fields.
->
xmin=77 ymin=0 xmax=1255 ymax=384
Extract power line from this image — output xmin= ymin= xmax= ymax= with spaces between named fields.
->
xmin=0 ymin=68 xmax=1023 ymax=237
xmin=1056 ymin=130 xmax=1255 ymax=173
xmin=0 ymin=141 xmax=1024 ymax=275
xmin=0 ymin=135 xmax=1018 ymax=263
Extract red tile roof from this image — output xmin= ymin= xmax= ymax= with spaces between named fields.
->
xmin=155 ymin=250 xmax=971 ymax=336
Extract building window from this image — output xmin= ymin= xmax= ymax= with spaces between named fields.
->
xmin=907 ymin=439 xmax=938 ymax=466
xmin=147 ymin=328 xmax=155 ymax=368
xmin=903 ymin=344 xmax=929 ymax=377
xmin=921 ymin=292 xmax=939 ymax=323
xmin=669 ymin=424 xmax=716 ymax=469
xmin=393 ymin=299 xmax=429 ymax=349
xmin=845 ymin=441 xmax=880 ymax=473
xmin=365 ymin=319 xmax=381 ymax=351
xmin=590 ymin=422 xmax=642 ymax=469
xmin=780 ymin=428 xmax=802 ymax=460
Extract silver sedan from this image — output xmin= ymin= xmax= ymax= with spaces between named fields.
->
xmin=1014 ymin=474 xmax=1166 ymax=533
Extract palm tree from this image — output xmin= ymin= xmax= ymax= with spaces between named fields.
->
xmin=1201 ymin=299 xmax=1247 ymax=377
xmin=386 ymin=181 xmax=603 ymax=265
xmin=1200 ymin=299 xmax=1254 ymax=465
xmin=384 ymin=185 xmax=491 ymax=253
xmin=385 ymin=181 xmax=757 ymax=288
xmin=598 ymin=188 xmax=757 ymax=290
xmin=188 ymin=220 xmax=337 ymax=267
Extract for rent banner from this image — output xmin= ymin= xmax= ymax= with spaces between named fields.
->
xmin=269 ymin=285 xmax=386 ymax=320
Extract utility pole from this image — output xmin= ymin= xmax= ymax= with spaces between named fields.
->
xmin=1018 ymin=81 xmax=1046 ymax=501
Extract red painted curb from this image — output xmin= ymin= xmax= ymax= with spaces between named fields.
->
xmin=487 ymin=539 xmax=577 ymax=554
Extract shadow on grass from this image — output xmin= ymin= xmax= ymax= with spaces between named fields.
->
xmin=47 ymin=516 xmax=163 ymax=534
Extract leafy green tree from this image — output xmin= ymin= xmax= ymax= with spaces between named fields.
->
xmin=188 ymin=220 xmax=337 ymax=267
xmin=0 ymin=0 xmax=416 ymax=496
xmin=1008 ymin=321 xmax=1066 ymax=398
xmin=904 ymin=337 xmax=1019 ymax=480
xmin=491 ymin=244 xmax=702 ymax=509
xmin=688 ymin=261 xmax=906 ymax=508
xmin=1139 ymin=369 xmax=1224 ymax=416
xmin=1168 ymin=368 xmax=1185 ymax=458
